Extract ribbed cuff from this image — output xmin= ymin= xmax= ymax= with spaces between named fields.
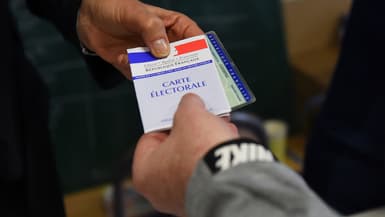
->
xmin=203 ymin=138 xmax=275 ymax=174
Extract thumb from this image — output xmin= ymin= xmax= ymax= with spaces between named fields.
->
xmin=173 ymin=93 xmax=239 ymax=142
xmin=178 ymin=93 xmax=206 ymax=111
xmin=173 ymin=93 xmax=208 ymax=129
xmin=137 ymin=10 xmax=170 ymax=58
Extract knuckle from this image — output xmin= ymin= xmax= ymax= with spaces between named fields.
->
xmin=141 ymin=16 xmax=163 ymax=32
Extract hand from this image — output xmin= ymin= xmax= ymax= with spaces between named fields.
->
xmin=77 ymin=0 xmax=204 ymax=79
xmin=132 ymin=94 xmax=239 ymax=216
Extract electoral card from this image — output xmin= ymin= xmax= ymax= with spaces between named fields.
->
xmin=128 ymin=35 xmax=231 ymax=133
xmin=206 ymin=31 xmax=256 ymax=110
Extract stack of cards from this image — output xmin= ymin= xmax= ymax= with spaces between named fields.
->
xmin=127 ymin=32 xmax=255 ymax=133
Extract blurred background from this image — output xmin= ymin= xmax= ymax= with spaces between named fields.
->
xmin=11 ymin=0 xmax=353 ymax=216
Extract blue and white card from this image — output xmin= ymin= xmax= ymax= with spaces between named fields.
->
xmin=128 ymin=35 xmax=231 ymax=133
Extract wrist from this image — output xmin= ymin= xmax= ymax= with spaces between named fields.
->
xmin=79 ymin=42 xmax=98 ymax=56
xmin=76 ymin=4 xmax=97 ymax=56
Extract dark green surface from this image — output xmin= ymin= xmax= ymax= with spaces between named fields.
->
xmin=11 ymin=0 xmax=292 ymax=193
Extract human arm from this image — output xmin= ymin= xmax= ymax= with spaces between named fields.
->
xmin=132 ymin=93 xmax=341 ymax=217
xmin=187 ymin=153 xmax=339 ymax=217
xmin=26 ymin=0 xmax=203 ymax=80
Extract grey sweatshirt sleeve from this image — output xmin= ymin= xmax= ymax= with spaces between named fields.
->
xmin=186 ymin=139 xmax=341 ymax=217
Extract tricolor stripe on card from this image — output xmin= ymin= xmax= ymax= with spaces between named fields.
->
xmin=174 ymin=39 xmax=208 ymax=55
xmin=128 ymin=39 xmax=208 ymax=64
xmin=128 ymin=52 xmax=157 ymax=64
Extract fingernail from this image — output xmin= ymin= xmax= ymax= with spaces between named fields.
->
xmin=151 ymin=39 xmax=169 ymax=57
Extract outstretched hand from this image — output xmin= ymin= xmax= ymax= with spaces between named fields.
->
xmin=77 ymin=0 xmax=203 ymax=79
xmin=132 ymin=94 xmax=239 ymax=216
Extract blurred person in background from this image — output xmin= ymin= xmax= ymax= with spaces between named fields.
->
xmin=0 ymin=0 xmax=202 ymax=216
xmin=304 ymin=0 xmax=385 ymax=214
